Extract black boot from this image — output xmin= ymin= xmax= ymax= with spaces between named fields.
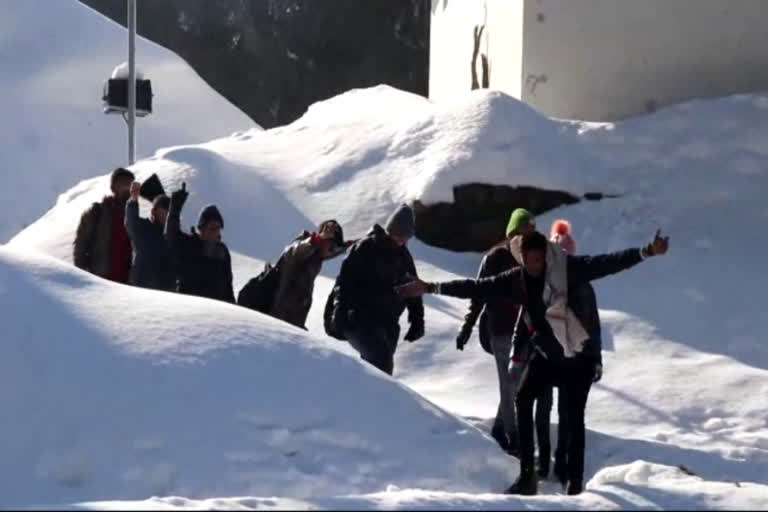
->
xmin=537 ymin=455 xmax=550 ymax=479
xmin=553 ymin=453 xmax=568 ymax=486
xmin=505 ymin=467 xmax=537 ymax=496
xmin=566 ymin=479 xmax=583 ymax=496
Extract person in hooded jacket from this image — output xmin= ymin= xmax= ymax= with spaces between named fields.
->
xmin=269 ymin=220 xmax=353 ymax=329
xmin=455 ymin=208 xmax=536 ymax=455
xmin=396 ymin=228 xmax=670 ymax=496
xmin=164 ymin=183 xmax=235 ymax=303
xmin=329 ymin=204 xmax=425 ymax=375
xmin=73 ymin=167 xmax=135 ymax=283
xmin=123 ymin=181 xmax=175 ymax=291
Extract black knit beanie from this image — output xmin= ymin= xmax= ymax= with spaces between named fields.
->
xmin=197 ymin=204 xmax=224 ymax=229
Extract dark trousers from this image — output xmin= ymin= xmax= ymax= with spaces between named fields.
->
xmin=516 ymin=355 xmax=593 ymax=483
xmin=345 ymin=326 xmax=399 ymax=375
xmin=534 ymin=384 xmax=554 ymax=467
xmin=557 ymin=356 xmax=594 ymax=483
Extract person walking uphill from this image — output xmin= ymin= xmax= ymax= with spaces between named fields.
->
xmin=165 ymin=182 xmax=235 ymax=303
xmin=73 ymin=167 xmax=135 ymax=283
xmin=455 ymin=207 xmax=536 ymax=456
xmin=123 ymin=181 xmax=175 ymax=291
xmin=328 ymin=204 xmax=425 ymax=375
xmin=396 ymin=228 xmax=670 ymax=496
xmin=268 ymin=220 xmax=352 ymax=329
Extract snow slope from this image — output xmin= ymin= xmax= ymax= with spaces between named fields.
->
xmin=7 ymin=86 xmax=768 ymax=509
xmin=0 ymin=246 xmax=513 ymax=508
xmin=0 ymin=0 xmax=254 ymax=242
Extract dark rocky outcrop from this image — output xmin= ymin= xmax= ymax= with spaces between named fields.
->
xmin=413 ymin=183 xmax=581 ymax=252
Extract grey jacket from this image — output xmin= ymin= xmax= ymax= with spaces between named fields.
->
xmin=124 ymin=200 xmax=175 ymax=291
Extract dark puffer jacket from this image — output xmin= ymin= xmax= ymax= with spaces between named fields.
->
xmin=332 ymin=224 xmax=424 ymax=338
xmin=124 ymin=200 xmax=175 ymax=292
xmin=164 ymin=205 xmax=235 ymax=303
xmin=73 ymin=196 xmax=131 ymax=280
xmin=459 ymin=241 xmax=520 ymax=354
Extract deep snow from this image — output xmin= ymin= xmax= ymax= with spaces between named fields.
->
xmin=0 ymin=0 xmax=254 ymax=243
xmin=5 ymin=67 xmax=768 ymax=510
xmin=0 ymin=246 xmax=515 ymax=508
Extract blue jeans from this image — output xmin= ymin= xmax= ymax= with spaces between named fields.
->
xmin=345 ymin=326 xmax=399 ymax=375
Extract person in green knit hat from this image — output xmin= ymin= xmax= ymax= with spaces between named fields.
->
xmin=453 ymin=207 xmax=536 ymax=457
xmin=506 ymin=207 xmax=536 ymax=238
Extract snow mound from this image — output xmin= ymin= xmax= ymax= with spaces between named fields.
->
xmin=0 ymin=0 xmax=254 ymax=243
xmin=0 ymin=246 xmax=514 ymax=507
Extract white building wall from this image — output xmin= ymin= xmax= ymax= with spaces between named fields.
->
xmin=430 ymin=0 xmax=768 ymax=121
xmin=521 ymin=0 xmax=768 ymax=120
xmin=486 ymin=0 xmax=523 ymax=99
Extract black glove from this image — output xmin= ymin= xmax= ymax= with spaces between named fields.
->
xmin=169 ymin=182 xmax=189 ymax=214
xmin=593 ymin=362 xmax=603 ymax=383
xmin=456 ymin=324 xmax=472 ymax=351
xmin=404 ymin=321 xmax=424 ymax=342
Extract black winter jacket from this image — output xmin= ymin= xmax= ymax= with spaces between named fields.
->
xmin=124 ymin=200 xmax=175 ymax=291
xmin=164 ymin=205 xmax=235 ymax=303
xmin=460 ymin=243 xmax=520 ymax=354
xmin=332 ymin=224 xmax=424 ymax=336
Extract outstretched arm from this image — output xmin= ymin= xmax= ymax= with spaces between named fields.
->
xmin=568 ymin=229 xmax=670 ymax=287
xmin=396 ymin=268 xmax=524 ymax=303
xmin=164 ymin=183 xmax=193 ymax=255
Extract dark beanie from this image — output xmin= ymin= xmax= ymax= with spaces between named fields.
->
xmin=110 ymin=167 xmax=135 ymax=189
xmin=152 ymin=194 xmax=170 ymax=211
xmin=197 ymin=204 xmax=224 ymax=229
xmin=385 ymin=203 xmax=415 ymax=239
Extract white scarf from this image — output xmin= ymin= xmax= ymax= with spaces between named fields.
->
xmin=509 ymin=237 xmax=588 ymax=358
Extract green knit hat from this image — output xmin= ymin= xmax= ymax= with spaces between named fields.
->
xmin=505 ymin=208 xmax=535 ymax=237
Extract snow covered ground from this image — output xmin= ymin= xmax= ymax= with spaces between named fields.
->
xmin=0 ymin=247 xmax=515 ymax=508
xmin=0 ymin=0 xmax=254 ymax=243
xmin=4 ymin=33 xmax=768 ymax=509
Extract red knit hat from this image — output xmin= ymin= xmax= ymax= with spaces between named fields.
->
xmin=550 ymin=219 xmax=576 ymax=255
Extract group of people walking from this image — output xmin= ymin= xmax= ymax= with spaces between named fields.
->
xmin=74 ymin=166 xmax=670 ymax=497
xmin=72 ymin=167 xmax=422 ymax=372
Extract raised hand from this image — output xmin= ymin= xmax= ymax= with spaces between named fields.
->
xmin=645 ymin=229 xmax=670 ymax=257
xmin=129 ymin=181 xmax=141 ymax=201
xmin=170 ymin=182 xmax=189 ymax=212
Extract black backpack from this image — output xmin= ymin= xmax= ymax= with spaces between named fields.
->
xmin=237 ymin=231 xmax=312 ymax=314
xmin=237 ymin=261 xmax=282 ymax=314
xmin=323 ymin=285 xmax=345 ymax=340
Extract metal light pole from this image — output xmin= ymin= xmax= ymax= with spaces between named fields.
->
xmin=127 ymin=0 xmax=137 ymax=165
